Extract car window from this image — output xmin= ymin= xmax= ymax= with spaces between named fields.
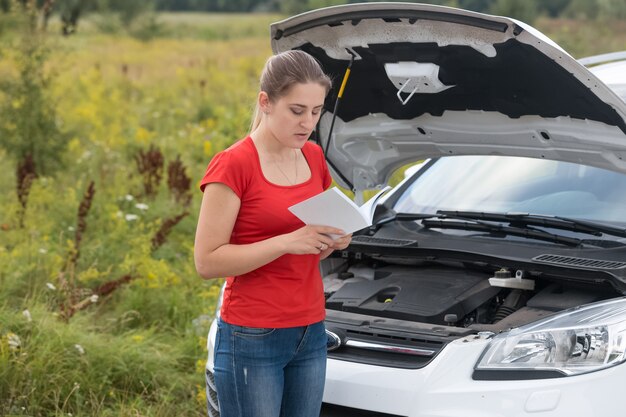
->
xmin=393 ymin=155 xmax=626 ymax=223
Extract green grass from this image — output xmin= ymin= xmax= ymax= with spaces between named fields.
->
xmin=0 ymin=306 xmax=203 ymax=416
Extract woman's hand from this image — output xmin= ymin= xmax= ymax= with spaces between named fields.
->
xmin=279 ymin=225 xmax=345 ymax=255
xmin=330 ymin=233 xmax=352 ymax=251
xmin=319 ymin=233 xmax=352 ymax=260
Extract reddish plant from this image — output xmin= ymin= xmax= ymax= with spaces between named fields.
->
xmin=152 ymin=211 xmax=189 ymax=250
xmin=16 ymin=153 xmax=38 ymax=227
xmin=134 ymin=145 xmax=164 ymax=198
xmin=167 ymin=155 xmax=192 ymax=207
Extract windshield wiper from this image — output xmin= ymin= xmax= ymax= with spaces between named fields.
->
xmin=375 ymin=210 xmax=583 ymax=246
xmin=376 ymin=209 xmax=626 ymax=239
xmin=421 ymin=218 xmax=583 ymax=247
xmin=437 ymin=210 xmax=626 ymax=239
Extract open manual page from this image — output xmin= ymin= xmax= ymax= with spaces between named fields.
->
xmin=288 ymin=187 xmax=371 ymax=240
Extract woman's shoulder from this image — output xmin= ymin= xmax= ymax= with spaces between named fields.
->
xmin=200 ymin=137 xmax=254 ymax=193
xmin=303 ymin=140 xmax=325 ymax=157
xmin=303 ymin=140 xmax=325 ymax=164
xmin=212 ymin=137 xmax=254 ymax=164
xmin=224 ymin=136 xmax=253 ymax=155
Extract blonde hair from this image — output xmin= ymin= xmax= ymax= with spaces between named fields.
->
xmin=249 ymin=50 xmax=332 ymax=133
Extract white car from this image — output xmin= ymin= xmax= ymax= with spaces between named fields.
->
xmin=206 ymin=3 xmax=626 ymax=416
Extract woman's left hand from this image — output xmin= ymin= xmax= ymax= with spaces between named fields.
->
xmin=330 ymin=234 xmax=352 ymax=251
xmin=319 ymin=234 xmax=352 ymax=260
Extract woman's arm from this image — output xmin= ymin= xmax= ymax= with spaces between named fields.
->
xmin=194 ymin=183 xmax=344 ymax=279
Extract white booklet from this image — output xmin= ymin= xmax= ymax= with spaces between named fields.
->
xmin=288 ymin=187 xmax=372 ymax=239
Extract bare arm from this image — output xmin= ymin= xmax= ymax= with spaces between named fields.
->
xmin=194 ymin=183 xmax=345 ymax=279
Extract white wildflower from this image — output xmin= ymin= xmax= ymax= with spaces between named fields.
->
xmin=74 ymin=344 xmax=85 ymax=355
xmin=135 ymin=203 xmax=149 ymax=211
xmin=116 ymin=210 xmax=123 ymax=218
xmin=46 ymin=282 xmax=56 ymax=291
xmin=7 ymin=333 xmax=21 ymax=350
xmin=90 ymin=295 xmax=99 ymax=303
xmin=68 ymin=226 xmax=75 ymax=232
xmin=38 ymin=248 xmax=47 ymax=254
xmin=22 ymin=309 xmax=32 ymax=322
xmin=124 ymin=194 xmax=134 ymax=201
xmin=125 ymin=214 xmax=139 ymax=222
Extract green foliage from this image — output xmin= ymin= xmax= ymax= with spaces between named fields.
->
xmin=137 ymin=12 xmax=282 ymax=41
xmin=597 ymin=0 xmax=626 ymax=19
xmin=97 ymin=0 xmax=153 ymax=28
xmin=554 ymin=0 xmax=626 ymax=20
xmin=535 ymin=17 xmax=626 ymax=57
xmin=489 ymin=0 xmax=539 ymax=24
xmin=564 ymin=0 xmax=599 ymax=19
xmin=129 ymin=13 xmax=167 ymax=41
xmin=55 ymin=0 xmax=93 ymax=35
xmin=0 ymin=4 xmax=67 ymax=175
xmin=0 ymin=15 xmax=267 ymax=414
xmin=537 ymin=0 xmax=572 ymax=17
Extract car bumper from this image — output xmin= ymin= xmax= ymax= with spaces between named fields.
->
xmin=206 ymin=320 xmax=626 ymax=417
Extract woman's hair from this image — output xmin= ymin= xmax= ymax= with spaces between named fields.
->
xmin=249 ymin=50 xmax=332 ymax=132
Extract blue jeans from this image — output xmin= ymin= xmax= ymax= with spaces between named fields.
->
xmin=209 ymin=318 xmax=327 ymax=417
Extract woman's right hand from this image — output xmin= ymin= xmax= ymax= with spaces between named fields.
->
xmin=279 ymin=225 xmax=345 ymax=255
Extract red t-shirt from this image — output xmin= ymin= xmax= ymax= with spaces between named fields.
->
xmin=199 ymin=136 xmax=332 ymax=328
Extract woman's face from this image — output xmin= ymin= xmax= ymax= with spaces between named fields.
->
xmin=262 ymin=82 xmax=327 ymax=148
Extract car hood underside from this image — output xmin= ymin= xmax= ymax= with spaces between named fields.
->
xmin=271 ymin=3 xmax=626 ymax=190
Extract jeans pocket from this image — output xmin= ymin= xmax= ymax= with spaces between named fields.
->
xmin=233 ymin=325 xmax=276 ymax=337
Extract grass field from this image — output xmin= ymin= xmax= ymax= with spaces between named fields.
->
xmin=0 ymin=10 xmax=625 ymax=416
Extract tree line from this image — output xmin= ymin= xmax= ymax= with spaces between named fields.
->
xmin=146 ymin=0 xmax=626 ymax=19
xmin=2 ymin=0 xmax=625 ymax=36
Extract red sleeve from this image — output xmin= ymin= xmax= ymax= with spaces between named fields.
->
xmin=199 ymin=150 xmax=246 ymax=198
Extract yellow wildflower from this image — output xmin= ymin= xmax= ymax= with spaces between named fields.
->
xmin=203 ymin=141 xmax=213 ymax=157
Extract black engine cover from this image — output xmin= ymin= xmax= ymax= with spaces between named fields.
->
xmin=325 ymin=266 xmax=500 ymax=324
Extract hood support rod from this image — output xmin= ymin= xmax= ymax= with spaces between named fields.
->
xmin=322 ymin=50 xmax=355 ymax=191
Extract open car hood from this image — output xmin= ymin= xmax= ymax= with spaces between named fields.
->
xmin=270 ymin=2 xmax=626 ymax=191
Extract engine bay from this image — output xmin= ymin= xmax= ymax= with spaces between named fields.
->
xmin=322 ymin=260 xmax=616 ymax=332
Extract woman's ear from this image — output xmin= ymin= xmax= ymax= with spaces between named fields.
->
xmin=259 ymin=91 xmax=271 ymax=114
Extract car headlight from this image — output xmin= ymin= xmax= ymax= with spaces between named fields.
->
xmin=474 ymin=297 xmax=626 ymax=380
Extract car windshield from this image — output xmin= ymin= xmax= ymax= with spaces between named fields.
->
xmin=393 ymin=155 xmax=626 ymax=224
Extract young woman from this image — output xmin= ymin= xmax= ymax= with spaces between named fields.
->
xmin=194 ymin=50 xmax=352 ymax=417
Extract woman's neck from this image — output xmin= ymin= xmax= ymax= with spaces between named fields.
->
xmin=250 ymin=128 xmax=295 ymax=161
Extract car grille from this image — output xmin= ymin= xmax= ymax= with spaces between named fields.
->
xmin=533 ymin=254 xmax=626 ymax=270
xmin=205 ymin=369 xmax=220 ymax=417
xmin=328 ymin=327 xmax=446 ymax=369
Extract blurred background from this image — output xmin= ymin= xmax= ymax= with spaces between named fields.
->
xmin=0 ymin=0 xmax=624 ymax=416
